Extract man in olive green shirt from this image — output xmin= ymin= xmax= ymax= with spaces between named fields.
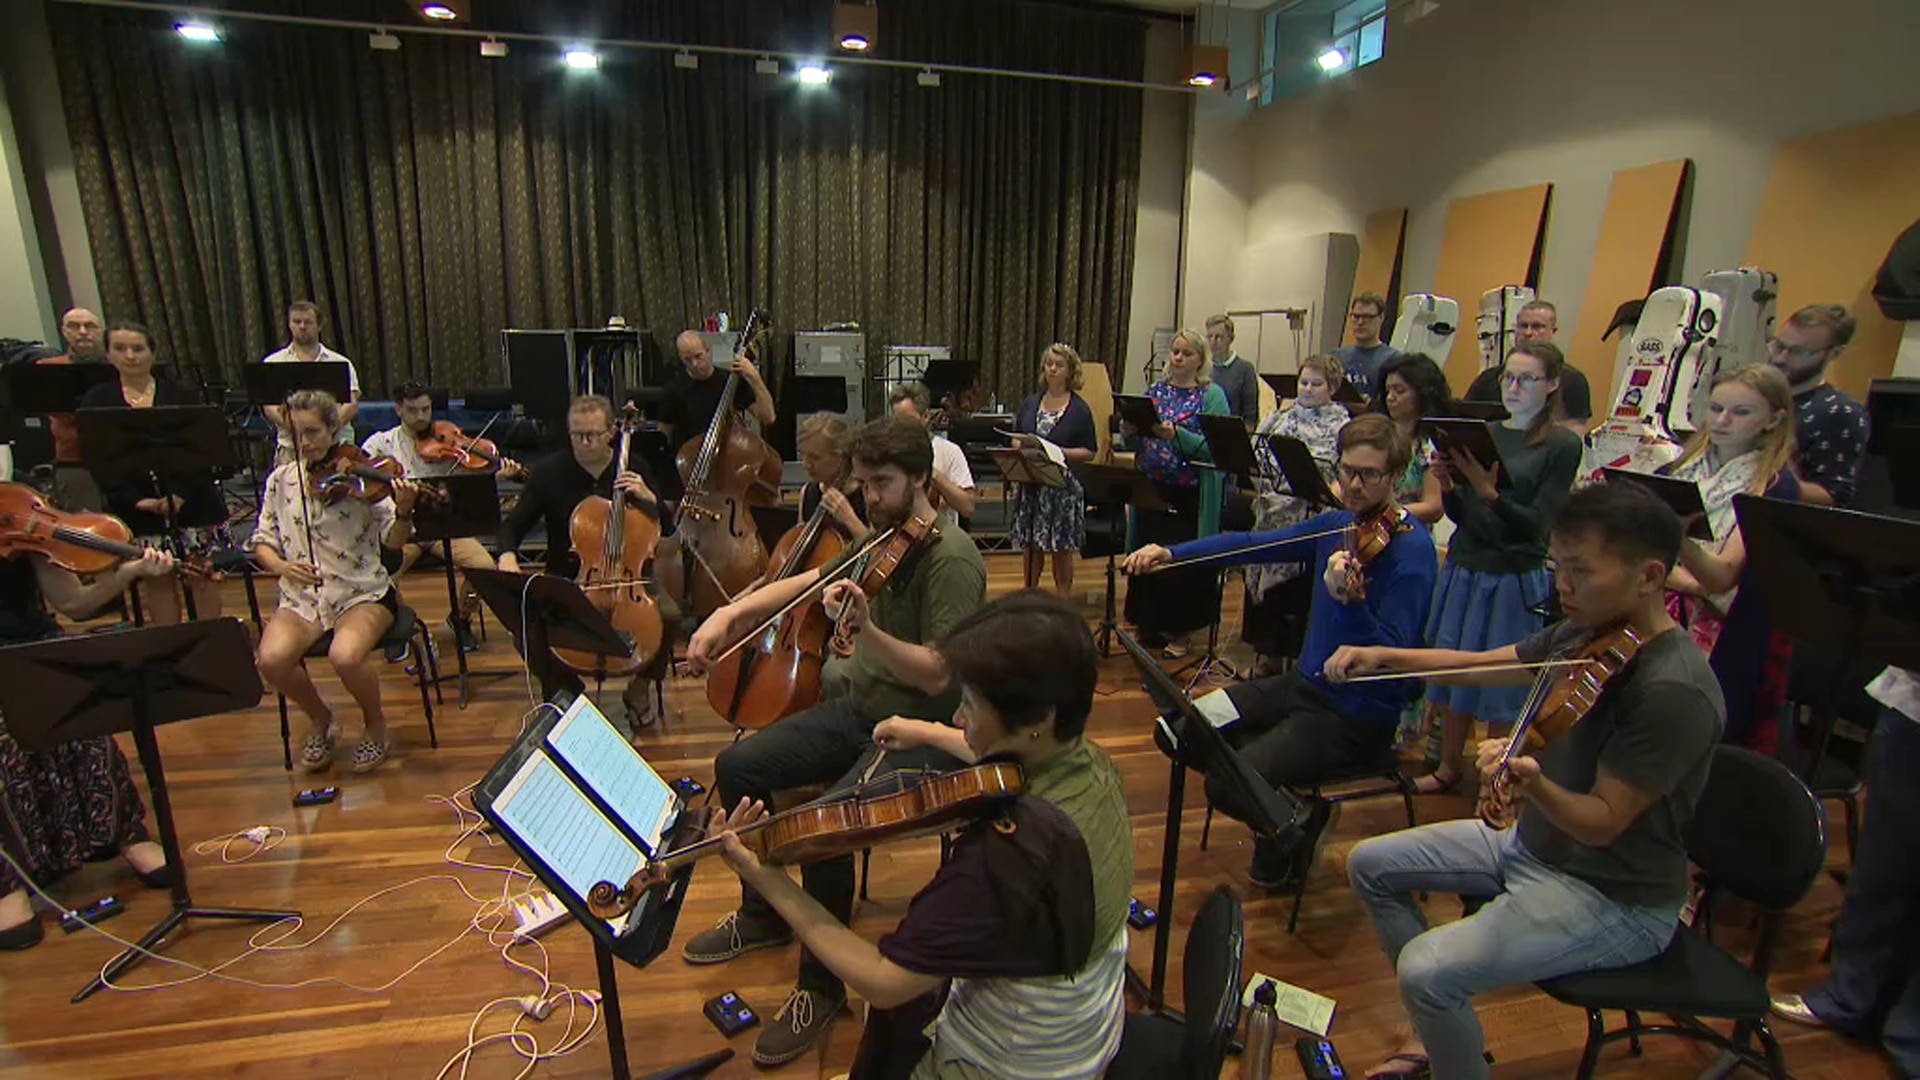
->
xmin=682 ymin=415 xmax=987 ymax=1067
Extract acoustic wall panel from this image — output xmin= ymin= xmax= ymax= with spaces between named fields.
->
xmin=1570 ymin=159 xmax=1691 ymax=410
xmin=1347 ymin=208 xmax=1407 ymax=343
xmin=1745 ymin=109 xmax=1920 ymax=399
xmin=1428 ymin=183 xmax=1553 ymax=388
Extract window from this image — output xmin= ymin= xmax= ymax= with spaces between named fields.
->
xmin=1331 ymin=0 xmax=1388 ymax=71
xmin=1257 ymin=0 xmax=1388 ymax=107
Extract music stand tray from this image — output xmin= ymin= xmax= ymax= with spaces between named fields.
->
xmin=0 ymin=619 xmax=295 ymax=1002
xmin=240 ymin=361 xmax=353 ymax=407
xmin=76 ymin=405 xmax=238 ymax=486
xmin=1074 ymin=463 xmax=1169 ymax=657
xmin=6 ymin=361 xmax=120 ymax=415
xmin=989 ymin=446 xmax=1067 ymax=488
xmin=1601 ymin=468 xmax=1713 ymax=540
xmin=1264 ymin=435 xmax=1340 ymax=509
xmin=1196 ymin=415 xmax=1258 ymax=481
xmin=466 ymin=568 xmax=636 ymax=702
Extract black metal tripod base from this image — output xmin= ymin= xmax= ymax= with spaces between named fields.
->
xmin=73 ymin=902 xmax=299 ymax=1003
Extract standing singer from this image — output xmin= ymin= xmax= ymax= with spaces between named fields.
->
xmin=1329 ymin=483 xmax=1723 ymax=1080
xmin=252 ymin=390 xmax=421 ymax=774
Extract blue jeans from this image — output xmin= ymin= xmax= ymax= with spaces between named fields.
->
xmin=1349 ymin=821 xmax=1679 ymax=1079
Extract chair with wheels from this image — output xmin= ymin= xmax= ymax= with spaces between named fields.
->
xmin=1106 ymin=884 xmax=1244 ymax=1080
xmin=1534 ymin=745 xmax=1827 ymax=1080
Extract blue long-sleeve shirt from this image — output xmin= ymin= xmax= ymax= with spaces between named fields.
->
xmin=1165 ymin=510 xmax=1438 ymax=725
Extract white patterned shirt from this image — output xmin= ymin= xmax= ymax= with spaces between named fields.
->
xmin=251 ymin=461 xmax=395 ymax=628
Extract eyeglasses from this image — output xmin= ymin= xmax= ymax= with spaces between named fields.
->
xmin=1766 ymin=337 xmax=1827 ymax=361
xmin=1336 ymin=464 xmax=1390 ymax=486
xmin=569 ymin=429 xmax=610 ymax=443
xmin=1349 ymin=311 xmax=1382 ymax=322
xmin=1501 ymin=372 xmax=1549 ymax=388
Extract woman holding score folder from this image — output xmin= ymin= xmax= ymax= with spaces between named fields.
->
xmin=1009 ymin=344 xmax=1099 ymax=596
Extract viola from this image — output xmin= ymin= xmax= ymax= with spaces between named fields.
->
xmin=1477 ymin=625 xmax=1647 ymax=829
xmin=1340 ymin=505 xmax=1412 ymax=601
xmin=653 ymin=309 xmax=782 ymax=620
xmin=0 ymin=481 xmax=213 ymax=579
xmin=702 ymin=482 xmax=854 ymax=729
xmin=417 ymin=420 xmax=526 ymax=480
xmin=584 ymin=761 xmax=1024 ymax=919
xmin=552 ymin=407 xmax=664 ymax=678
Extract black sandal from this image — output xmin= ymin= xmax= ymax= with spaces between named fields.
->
xmin=1412 ymin=766 xmax=1467 ymax=796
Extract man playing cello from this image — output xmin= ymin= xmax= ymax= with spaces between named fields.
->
xmin=682 ymin=414 xmax=987 ymax=1067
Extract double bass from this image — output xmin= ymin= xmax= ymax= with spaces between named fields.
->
xmin=653 ymin=310 xmax=782 ymax=620
xmin=551 ymin=408 xmax=664 ymax=678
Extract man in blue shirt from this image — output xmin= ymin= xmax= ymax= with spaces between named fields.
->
xmin=1125 ymin=412 xmax=1436 ymax=888
xmin=1335 ymin=292 xmax=1400 ymax=400
xmin=1768 ymin=303 xmax=1870 ymax=506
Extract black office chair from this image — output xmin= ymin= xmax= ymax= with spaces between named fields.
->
xmin=272 ymin=604 xmax=442 ymax=771
xmin=1535 ymin=745 xmax=1826 ymax=1080
xmin=1106 ymin=885 xmax=1244 ymax=1080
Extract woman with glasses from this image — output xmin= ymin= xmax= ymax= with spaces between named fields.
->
xmin=1242 ymin=355 xmax=1351 ymax=675
xmin=1009 ymin=344 xmax=1099 ymax=596
xmin=496 ymin=395 xmax=676 ymax=734
xmin=1371 ymin=353 xmax=1450 ymax=525
xmin=1418 ymin=340 xmax=1583 ymax=795
xmin=1117 ymin=328 xmax=1230 ymax=659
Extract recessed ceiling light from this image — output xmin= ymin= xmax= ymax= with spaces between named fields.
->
xmin=1187 ymin=72 xmax=1217 ymax=87
xmin=797 ymin=64 xmax=832 ymax=85
xmin=838 ymin=34 xmax=870 ymax=51
xmin=420 ymin=4 xmax=458 ymax=19
xmin=564 ymin=49 xmax=600 ymax=70
xmin=175 ymin=23 xmax=220 ymax=43
xmin=1317 ymin=47 xmax=1348 ymax=72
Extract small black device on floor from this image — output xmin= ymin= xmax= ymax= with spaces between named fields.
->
xmin=293 ymin=787 xmax=338 ymax=807
xmin=670 ymin=777 xmax=706 ymax=799
xmin=703 ymin=991 xmax=758 ymax=1036
xmin=60 ymin=896 xmax=125 ymax=934
xmin=1127 ymin=898 xmax=1157 ymax=930
xmin=1295 ymin=1036 xmax=1347 ymax=1079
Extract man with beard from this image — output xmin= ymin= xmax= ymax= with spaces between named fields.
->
xmin=1766 ymin=303 xmax=1869 ymax=506
xmin=263 ymin=301 xmax=361 ymax=466
xmin=680 ymin=414 xmax=988 ymax=1067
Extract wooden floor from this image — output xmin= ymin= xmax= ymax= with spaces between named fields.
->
xmin=0 ymin=556 xmax=1894 ymax=1079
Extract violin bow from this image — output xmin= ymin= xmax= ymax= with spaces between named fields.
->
xmin=1338 ymin=657 xmax=1594 ymax=683
xmin=709 ymin=526 xmax=899 ymax=665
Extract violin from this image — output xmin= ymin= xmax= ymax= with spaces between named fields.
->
xmin=307 ymin=445 xmax=406 ymax=504
xmin=1477 ymin=625 xmax=1646 ymax=829
xmin=1339 ymin=505 xmax=1412 ymax=601
xmin=417 ymin=420 xmax=526 ymax=480
xmin=701 ymin=482 xmax=854 ymax=729
xmin=585 ymin=761 xmax=1024 ymax=919
xmin=653 ymin=309 xmax=781 ymax=620
xmin=552 ymin=407 xmax=664 ymax=678
xmin=828 ymin=513 xmax=939 ymax=654
xmin=0 ymin=481 xmax=213 ymax=579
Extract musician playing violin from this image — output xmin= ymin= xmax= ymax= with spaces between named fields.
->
xmin=682 ymin=415 xmax=986 ymax=1068
xmin=1123 ymin=413 xmax=1436 ymax=892
xmin=495 ymin=395 xmax=673 ymax=730
xmin=252 ymin=389 xmax=423 ymax=775
xmin=1327 ymin=483 xmax=1723 ymax=1080
xmin=705 ymin=592 xmax=1131 ymax=1078
xmin=362 ymin=382 xmax=524 ymax=651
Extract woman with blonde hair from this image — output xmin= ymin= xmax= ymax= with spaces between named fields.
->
xmin=1010 ymin=343 xmax=1099 ymax=595
xmin=795 ymin=412 xmax=868 ymax=539
xmin=1241 ymin=354 xmax=1350 ymax=674
xmin=1656 ymin=363 xmax=1800 ymax=752
xmin=1119 ymin=328 xmax=1229 ymax=658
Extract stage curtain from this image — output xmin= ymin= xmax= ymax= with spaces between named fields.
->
xmin=52 ymin=0 xmax=1145 ymax=403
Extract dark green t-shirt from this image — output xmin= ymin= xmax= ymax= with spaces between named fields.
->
xmin=820 ymin=523 xmax=986 ymax=723
xmin=1440 ymin=422 xmax=1583 ymax=574
xmin=1514 ymin=622 xmax=1724 ymax=908
xmin=1023 ymin=737 xmax=1135 ymax=955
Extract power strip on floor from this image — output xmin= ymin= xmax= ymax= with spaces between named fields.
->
xmin=511 ymin=891 xmax=570 ymax=941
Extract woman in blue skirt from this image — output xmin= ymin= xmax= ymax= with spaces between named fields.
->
xmin=1418 ymin=340 xmax=1583 ymax=793
xmin=1009 ymin=343 xmax=1100 ymax=597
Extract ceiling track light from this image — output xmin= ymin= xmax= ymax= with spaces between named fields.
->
xmin=673 ymin=50 xmax=699 ymax=70
xmin=797 ymin=63 xmax=832 ymax=85
xmin=916 ymin=68 xmax=940 ymax=88
xmin=564 ymin=48 xmax=600 ymax=70
xmin=418 ymin=3 xmax=461 ymax=21
xmin=1317 ymin=46 xmax=1348 ymax=72
xmin=369 ymin=30 xmax=401 ymax=51
xmin=174 ymin=22 xmax=220 ymax=42
xmin=480 ymin=37 xmax=507 ymax=58
xmin=755 ymin=56 xmax=780 ymax=76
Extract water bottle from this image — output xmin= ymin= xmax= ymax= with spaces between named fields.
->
xmin=1245 ymin=979 xmax=1279 ymax=1079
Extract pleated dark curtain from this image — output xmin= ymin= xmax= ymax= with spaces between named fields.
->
xmin=51 ymin=0 xmax=1146 ymax=405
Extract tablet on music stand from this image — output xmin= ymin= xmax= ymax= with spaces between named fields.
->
xmin=241 ymin=361 xmax=352 ymax=407
xmin=1424 ymin=417 xmax=1511 ymax=488
xmin=1113 ymin=394 xmax=1162 ymax=433
xmin=1600 ymin=468 xmax=1713 ymax=540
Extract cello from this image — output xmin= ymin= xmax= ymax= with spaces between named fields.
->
xmin=700 ymin=482 xmax=852 ymax=728
xmin=551 ymin=407 xmax=665 ymax=678
xmin=652 ymin=310 xmax=782 ymax=621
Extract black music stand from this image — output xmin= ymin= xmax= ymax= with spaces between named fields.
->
xmin=241 ymin=361 xmax=354 ymax=467
xmin=0 ymin=619 xmax=293 ymax=1002
xmin=1259 ymin=373 xmax=1366 ymax=408
xmin=410 ymin=471 xmax=505 ymax=706
xmin=1075 ymin=463 xmax=1167 ymax=657
xmin=466 ymin=568 xmax=635 ymax=704
xmin=1117 ymin=628 xmax=1307 ymax=1013
xmin=920 ymin=360 xmax=980 ymax=407
xmin=1265 ymin=435 xmax=1341 ymax=510
xmin=77 ymin=405 xmax=239 ymax=622
xmin=6 ymin=360 xmax=120 ymax=415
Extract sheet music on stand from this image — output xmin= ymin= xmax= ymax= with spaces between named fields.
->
xmin=989 ymin=429 xmax=1068 ymax=487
